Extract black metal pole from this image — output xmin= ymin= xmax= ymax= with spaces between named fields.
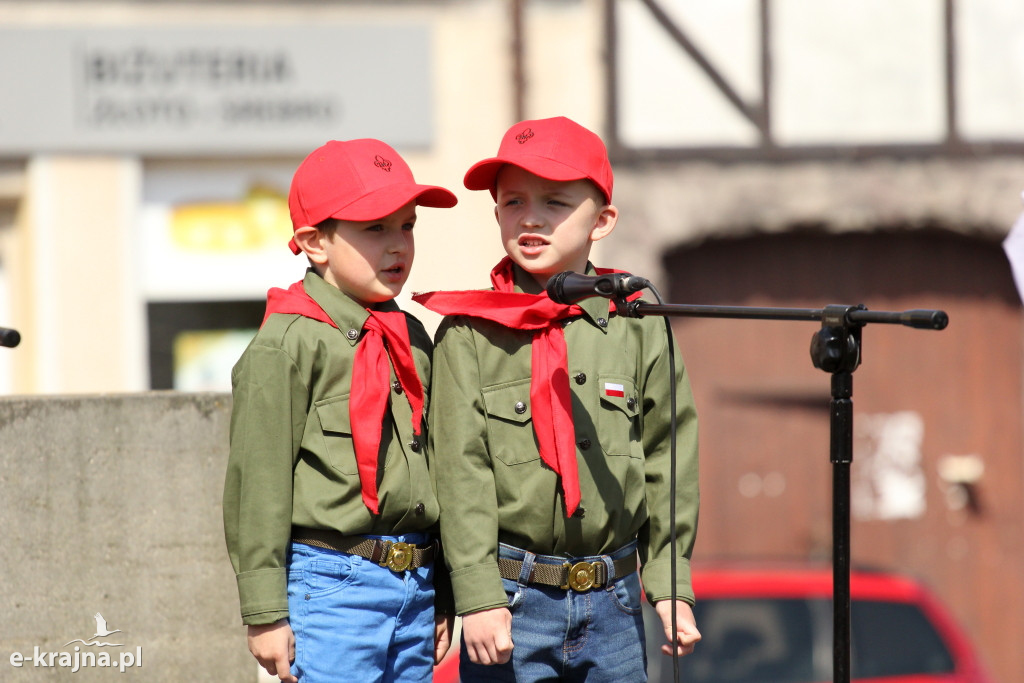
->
xmin=830 ymin=371 xmax=854 ymax=683
xmin=810 ymin=306 xmax=862 ymax=683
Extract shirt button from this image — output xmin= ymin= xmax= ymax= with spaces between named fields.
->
xmin=574 ymin=373 xmax=587 ymax=385
xmin=415 ymin=502 xmax=426 ymax=516
xmin=571 ymin=506 xmax=586 ymax=519
xmin=346 ymin=328 xmax=359 ymax=340
xmin=514 ymin=401 xmax=527 ymax=414
xmin=577 ymin=438 xmax=591 ymax=450
xmin=597 ymin=317 xmax=608 ymax=328
xmin=392 ymin=380 xmax=403 ymax=394
xmin=627 ymin=397 xmax=637 ymax=411
xmin=409 ymin=439 xmax=421 ymax=452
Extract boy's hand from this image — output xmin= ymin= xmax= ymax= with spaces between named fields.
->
xmin=247 ymin=620 xmax=297 ymax=683
xmin=434 ymin=612 xmax=455 ymax=663
xmin=461 ymin=607 xmax=514 ymax=665
xmin=654 ymin=599 xmax=701 ymax=657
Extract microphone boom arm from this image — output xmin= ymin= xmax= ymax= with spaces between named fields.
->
xmin=614 ymin=300 xmax=948 ymax=330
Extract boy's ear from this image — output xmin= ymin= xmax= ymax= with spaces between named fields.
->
xmin=291 ymin=226 xmax=328 ymax=266
xmin=589 ymin=204 xmax=618 ymax=243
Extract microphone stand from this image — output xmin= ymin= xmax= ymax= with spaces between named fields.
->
xmin=614 ymin=298 xmax=947 ymax=683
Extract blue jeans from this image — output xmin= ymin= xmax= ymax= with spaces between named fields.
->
xmin=286 ymin=535 xmax=435 ymax=683
xmin=459 ymin=542 xmax=646 ymax=683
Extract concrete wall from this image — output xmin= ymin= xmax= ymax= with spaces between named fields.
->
xmin=0 ymin=392 xmax=254 ymax=681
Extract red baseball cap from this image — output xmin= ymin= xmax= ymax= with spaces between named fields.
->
xmin=463 ymin=116 xmax=613 ymax=203
xmin=287 ymin=139 xmax=458 ymax=254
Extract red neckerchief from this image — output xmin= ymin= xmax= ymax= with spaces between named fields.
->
xmin=412 ymin=257 xmax=626 ymax=517
xmin=264 ymin=280 xmax=424 ymax=514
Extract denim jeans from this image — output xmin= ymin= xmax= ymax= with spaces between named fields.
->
xmin=459 ymin=541 xmax=646 ymax=683
xmin=286 ymin=535 xmax=435 ymax=683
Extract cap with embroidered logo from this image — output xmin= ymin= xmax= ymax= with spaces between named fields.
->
xmin=463 ymin=116 xmax=613 ymax=203
xmin=287 ymin=139 xmax=458 ymax=254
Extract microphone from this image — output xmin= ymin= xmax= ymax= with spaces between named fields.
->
xmin=545 ymin=271 xmax=650 ymax=304
xmin=0 ymin=326 xmax=19 ymax=348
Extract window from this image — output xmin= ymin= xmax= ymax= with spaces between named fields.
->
xmin=680 ymin=599 xmax=817 ymax=683
xmin=651 ymin=596 xmax=957 ymax=683
xmin=851 ymin=600 xmax=955 ymax=678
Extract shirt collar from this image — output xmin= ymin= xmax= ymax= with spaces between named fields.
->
xmin=302 ymin=269 xmax=401 ymax=345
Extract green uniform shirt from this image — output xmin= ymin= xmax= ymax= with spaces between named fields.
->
xmin=223 ymin=270 xmax=446 ymax=625
xmin=429 ymin=264 xmax=699 ymax=616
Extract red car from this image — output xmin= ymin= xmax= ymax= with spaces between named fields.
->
xmin=646 ymin=564 xmax=994 ymax=683
xmin=433 ymin=564 xmax=994 ymax=683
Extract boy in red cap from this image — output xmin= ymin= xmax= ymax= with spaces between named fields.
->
xmin=223 ymin=139 xmax=457 ymax=682
xmin=415 ymin=117 xmax=701 ymax=682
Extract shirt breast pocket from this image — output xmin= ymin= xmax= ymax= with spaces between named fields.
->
xmin=597 ymin=375 xmax=640 ymax=457
xmin=314 ymin=394 xmax=358 ymax=475
xmin=482 ymin=380 xmax=540 ymax=466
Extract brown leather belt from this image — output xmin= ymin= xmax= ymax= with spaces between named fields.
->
xmin=292 ymin=526 xmax=436 ymax=573
xmin=498 ymin=553 xmax=637 ymax=592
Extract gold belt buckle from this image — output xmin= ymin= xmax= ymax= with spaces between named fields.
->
xmin=384 ymin=542 xmax=413 ymax=572
xmin=563 ymin=561 xmax=599 ymax=592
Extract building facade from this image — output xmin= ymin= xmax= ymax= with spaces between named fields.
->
xmin=1 ymin=1 xmax=1022 ymax=680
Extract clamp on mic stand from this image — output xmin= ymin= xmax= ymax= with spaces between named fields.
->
xmin=580 ymin=276 xmax=948 ymax=683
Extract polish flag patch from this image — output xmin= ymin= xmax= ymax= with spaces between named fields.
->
xmin=604 ymin=382 xmax=625 ymax=397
